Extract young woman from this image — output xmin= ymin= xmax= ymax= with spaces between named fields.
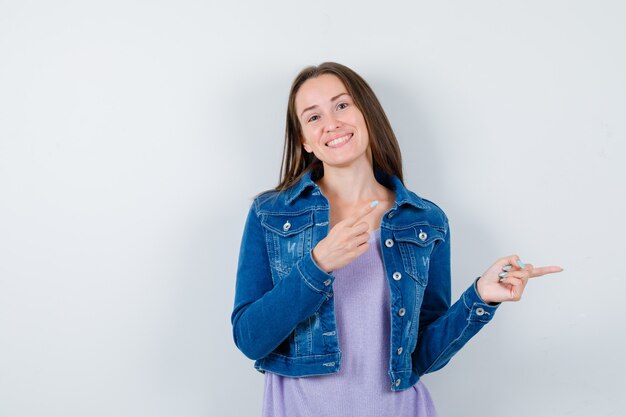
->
xmin=231 ymin=62 xmax=562 ymax=417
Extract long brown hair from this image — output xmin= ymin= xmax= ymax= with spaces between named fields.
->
xmin=277 ymin=62 xmax=404 ymax=191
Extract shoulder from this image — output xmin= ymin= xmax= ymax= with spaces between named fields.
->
xmin=251 ymin=173 xmax=320 ymax=214
xmin=251 ymin=188 xmax=310 ymax=215
xmin=401 ymin=188 xmax=449 ymax=229
xmin=384 ymin=174 xmax=447 ymax=223
xmin=250 ymin=189 xmax=283 ymax=213
xmin=418 ymin=194 xmax=448 ymax=221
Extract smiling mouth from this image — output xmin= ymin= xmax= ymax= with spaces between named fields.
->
xmin=326 ymin=134 xmax=352 ymax=147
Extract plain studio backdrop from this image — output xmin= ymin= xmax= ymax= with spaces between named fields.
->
xmin=1 ymin=1 xmax=624 ymax=416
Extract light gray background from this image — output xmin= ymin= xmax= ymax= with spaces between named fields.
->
xmin=1 ymin=1 xmax=624 ymax=416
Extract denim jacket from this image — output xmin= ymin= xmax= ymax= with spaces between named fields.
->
xmin=231 ymin=170 xmax=499 ymax=391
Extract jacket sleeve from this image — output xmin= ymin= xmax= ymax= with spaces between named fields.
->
xmin=231 ymin=201 xmax=335 ymax=360
xmin=412 ymin=223 xmax=500 ymax=375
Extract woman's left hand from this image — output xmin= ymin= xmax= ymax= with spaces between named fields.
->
xmin=476 ymin=255 xmax=563 ymax=304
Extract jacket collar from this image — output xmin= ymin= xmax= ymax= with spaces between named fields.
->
xmin=284 ymin=169 xmax=319 ymax=204
xmin=285 ymin=169 xmax=429 ymax=210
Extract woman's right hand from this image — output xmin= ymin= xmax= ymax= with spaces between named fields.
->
xmin=312 ymin=201 xmax=378 ymax=273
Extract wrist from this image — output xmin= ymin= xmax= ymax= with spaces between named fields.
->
xmin=311 ymin=248 xmax=329 ymax=273
xmin=475 ymin=277 xmax=499 ymax=306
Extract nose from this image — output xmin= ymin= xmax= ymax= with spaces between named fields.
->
xmin=324 ymin=113 xmax=341 ymax=132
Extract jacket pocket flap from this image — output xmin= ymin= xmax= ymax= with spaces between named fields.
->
xmin=393 ymin=225 xmax=444 ymax=246
xmin=261 ymin=211 xmax=314 ymax=237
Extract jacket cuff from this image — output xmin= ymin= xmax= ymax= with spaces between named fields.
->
xmin=296 ymin=251 xmax=335 ymax=296
xmin=462 ymin=279 xmax=500 ymax=323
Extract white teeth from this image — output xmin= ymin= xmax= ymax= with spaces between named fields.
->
xmin=326 ymin=135 xmax=350 ymax=147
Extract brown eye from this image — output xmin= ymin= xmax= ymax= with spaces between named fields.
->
xmin=337 ymin=102 xmax=348 ymax=110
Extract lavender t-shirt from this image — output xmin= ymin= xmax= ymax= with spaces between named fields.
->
xmin=262 ymin=229 xmax=439 ymax=417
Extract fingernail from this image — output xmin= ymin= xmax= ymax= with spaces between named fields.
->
xmin=502 ymin=265 xmax=512 ymax=271
xmin=370 ymin=200 xmax=379 ymax=208
xmin=517 ymin=260 xmax=526 ymax=268
xmin=499 ymin=277 xmax=507 ymax=283
xmin=498 ymin=272 xmax=508 ymax=278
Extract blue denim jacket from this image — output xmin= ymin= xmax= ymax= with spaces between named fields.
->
xmin=232 ymin=170 xmax=499 ymax=391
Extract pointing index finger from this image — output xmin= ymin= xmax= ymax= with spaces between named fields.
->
xmin=345 ymin=200 xmax=378 ymax=227
xmin=530 ymin=265 xmax=564 ymax=278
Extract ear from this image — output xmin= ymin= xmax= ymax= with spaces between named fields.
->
xmin=301 ymin=136 xmax=312 ymax=153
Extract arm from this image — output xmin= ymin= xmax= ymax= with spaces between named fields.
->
xmin=231 ymin=202 xmax=334 ymax=360
xmin=412 ymin=228 xmax=563 ymax=375
xmin=412 ymin=226 xmax=499 ymax=375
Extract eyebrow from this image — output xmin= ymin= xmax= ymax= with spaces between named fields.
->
xmin=300 ymin=92 xmax=349 ymax=118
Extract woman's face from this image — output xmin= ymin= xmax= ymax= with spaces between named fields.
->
xmin=295 ymin=74 xmax=371 ymax=169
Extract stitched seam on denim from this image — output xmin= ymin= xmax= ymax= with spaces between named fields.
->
xmin=254 ymin=190 xmax=283 ymax=207
xmin=267 ymin=352 xmax=339 ymax=359
xmin=429 ymin=228 xmax=448 ymax=260
xmin=271 ymin=231 xmax=290 ymax=278
xmin=263 ymin=223 xmax=280 ymax=285
xmin=398 ymin=242 xmax=429 ymax=285
xmin=386 ymin=222 xmax=447 ymax=232
xmin=303 ymin=226 xmax=311 ymax=258
xmin=408 ymin=281 xmax=419 ymax=345
xmin=251 ymin=209 xmax=281 ymax=287
xmin=462 ymin=293 xmax=492 ymax=319
xmin=253 ymin=197 xmax=261 ymax=213
xmin=398 ymin=242 xmax=416 ymax=280
xmin=422 ymin=318 xmax=472 ymax=374
xmin=257 ymin=207 xmax=328 ymax=216
xmin=261 ymin=212 xmax=314 ymax=236
xmin=307 ymin=316 xmax=313 ymax=353
xmin=254 ymin=367 xmax=340 ymax=378
xmin=469 ymin=302 xmax=492 ymax=323
xmin=296 ymin=262 xmax=325 ymax=294
xmin=462 ymin=296 xmax=469 ymax=311
xmin=391 ymin=369 xmax=413 ymax=374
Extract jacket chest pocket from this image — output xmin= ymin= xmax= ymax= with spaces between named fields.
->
xmin=393 ymin=225 xmax=445 ymax=286
xmin=261 ymin=211 xmax=314 ymax=281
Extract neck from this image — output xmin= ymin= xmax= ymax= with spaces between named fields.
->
xmin=317 ymin=159 xmax=380 ymax=204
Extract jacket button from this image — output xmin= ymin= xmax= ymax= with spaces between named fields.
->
xmin=476 ymin=307 xmax=485 ymax=316
xmin=283 ymin=221 xmax=291 ymax=232
xmin=323 ymin=279 xmax=332 ymax=286
xmin=392 ymin=272 xmax=402 ymax=281
xmin=418 ymin=230 xmax=427 ymax=241
xmin=398 ymin=308 xmax=406 ymax=317
xmin=396 ymin=347 xmax=403 ymax=355
xmin=385 ymin=238 xmax=394 ymax=248
xmin=387 ymin=211 xmax=395 ymax=218
xmin=395 ymin=378 xmax=401 ymax=387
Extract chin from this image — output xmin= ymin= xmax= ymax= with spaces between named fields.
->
xmin=322 ymin=155 xmax=370 ymax=169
